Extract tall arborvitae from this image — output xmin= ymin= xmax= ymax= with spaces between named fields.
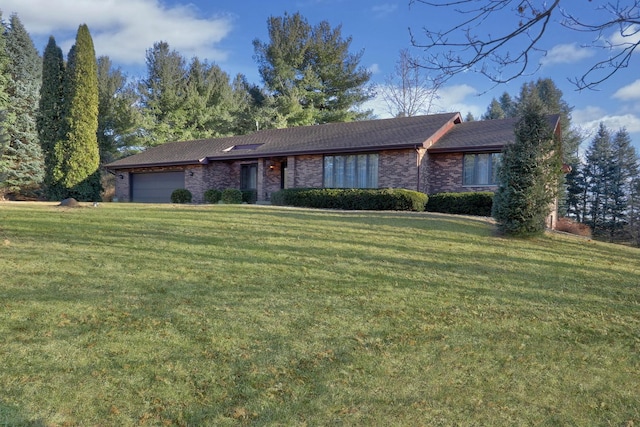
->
xmin=38 ymin=36 xmax=65 ymax=200
xmin=492 ymin=93 xmax=561 ymax=235
xmin=60 ymin=24 xmax=101 ymax=201
xmin=0 ymin=14 xmax=43 ymax=198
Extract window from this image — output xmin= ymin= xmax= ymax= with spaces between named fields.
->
xmin=324 ymin=154 xmax=378 ymax=188
xmin=241 ymin=163 xmax=257 ymax=190
xmin=463 ymin=153 xmax=501 ymax=186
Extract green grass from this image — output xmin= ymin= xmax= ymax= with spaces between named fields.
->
xmin=1 ymin=202 xmax=639 ymax=426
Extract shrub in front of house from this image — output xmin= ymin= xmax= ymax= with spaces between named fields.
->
xmin=270 ymin=188 xmax=427 ymax=212
xmin=241 ymin=190 xmax=257 ymax=204
xmin=171 ymin=188 xmax=192 ymax=204
xmin=556 ymin=217 xmax=592 ymax=238
xmin=426 ymin=192 xmax=494 ymax=216
xmin=221 ymin=188 xmax=243 ymax=204
xmin=204 ymin=189 xmax=222 ymax=204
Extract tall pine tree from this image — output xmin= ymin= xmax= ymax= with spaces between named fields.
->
xmin=97 ymin=55 xmax=140 ymax=163
xmin=0 ymin=14 xmax=43 ymax=198
xmin=253 ymin=12 xmax=373 ymax=126
xmin=608 ymin=128 xmax=638 ymax=239
xmin=138 ymin=41 xmax=187 ymax=146
xmin=584 ymin=123 xmax=613 ymax=235
xmin=492 ymin=93 xmax=561 ymax=235
xmin=60 ymin=24 xmax=101 ymax=201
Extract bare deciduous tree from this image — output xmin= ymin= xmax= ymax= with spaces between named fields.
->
xmin=409 ymin=0 xmax=640 ymax=90
xmin=378 ymin=49 xmax=441 ymax=117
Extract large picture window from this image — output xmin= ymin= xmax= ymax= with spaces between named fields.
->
xmin=324 ymin=154 xmax=378 ymax=188
xmin=463 ymin=153 xmax=501 ymax=186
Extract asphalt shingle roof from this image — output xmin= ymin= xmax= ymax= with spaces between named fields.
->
xmin=429 ymin=114 xmax=561 ymax=153
xmin=105 ymin=113 xmax=560 ymax=169
xmin=106 ymin=113 xmax=461 ymax=169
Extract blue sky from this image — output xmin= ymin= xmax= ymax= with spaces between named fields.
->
xmin=4 ymin=0 xmax=640 ymax=151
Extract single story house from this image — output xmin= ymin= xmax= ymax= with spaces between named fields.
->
xmin=106 ymin=112 xmax=561 ymax=207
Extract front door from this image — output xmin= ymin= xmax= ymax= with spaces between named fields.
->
xmin=241 ymin=163 xmax=257 ymax=190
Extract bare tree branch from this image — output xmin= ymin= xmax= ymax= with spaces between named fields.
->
xmin=410 ymin=0 xmax=640 ymax=90
xmin=378 ymin=49 xmax=442 ymax=117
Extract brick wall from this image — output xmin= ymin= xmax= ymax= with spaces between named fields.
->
xmin=290 ymin=155 xmax=323 ymax=188
xmin=427 ymin=152 xmax=497 ymax=194
xmin=263 ymin=159 xmax=284 ymax=200
xmin=114 ymin=171 xmax=130 ymax=202
xmin=379 ymin=149 xmax=420 ymax=191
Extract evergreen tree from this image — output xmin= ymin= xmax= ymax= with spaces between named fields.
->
xmin=0 ymin=12 xmax=10 ymax=187
xmin=609 ymin=129 xmax=639 ymax=239
xmin=629 ymin=175 xmax=640 ymax=246
xmin=38 ymin=36 xmax=65 ymax=200
xmin=498 ymin=92 xmax=517 ymax=118
xmin=182 ymin=57 xmax=238 ymax=139
xmin=564 ymin=160 xmax=587 ymax=222
xmin=138 ymin=41 xmax=187 ymax=146
xmin=138 ymin=43 xmax=248 ymax=144
xmin=97 ymin=56 xmax=140 ymax=163
xmin=60 ymin=24 xmax=101 ymax=201
xmin=482 ymin=98 xmax=505 ymax=120
xmin=0 ymin=14 xmax=43 ymax=198
xmin=492 ymin=93 xmax=561 ymax=235
xmin=583 ymin=123 xmax=613 ymax=235
xmin=483 ymin=79 xmax=584 ymax=217
xmin=253 ymin=12 xmax=373 ymax=126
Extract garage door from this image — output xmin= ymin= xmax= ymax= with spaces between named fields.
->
xmin=131 ymin=171 xmax=184 ymax=203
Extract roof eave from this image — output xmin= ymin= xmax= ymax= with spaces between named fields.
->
xmin=203 ymin=142 xmax=430 ymax=161
xmin=428 ymin=144 xmax=505 ymax=154
xmin=105 ymin=159 xmax=200 ymax=170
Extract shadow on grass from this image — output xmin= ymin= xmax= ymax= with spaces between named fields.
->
xmin=0 ymin=402 xmax=45 ymax=426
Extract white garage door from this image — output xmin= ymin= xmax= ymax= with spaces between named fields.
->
xmin=131 ymin=171 xmax=184 ymax=203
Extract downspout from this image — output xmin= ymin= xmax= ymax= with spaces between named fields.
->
xmin=415 ymin=145 xmax=420 ymax=192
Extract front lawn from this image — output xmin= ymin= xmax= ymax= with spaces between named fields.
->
xmin=0 ymin=202 xmax=638 ymax=426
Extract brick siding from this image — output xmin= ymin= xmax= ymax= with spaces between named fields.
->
xmin=378 ymin=149 xmax=420 ymax=191
xmin=427 ymin=152 xmax=497 ymax=194
xmin=289 ymin=155 xmax=323 ymax=188
xmin=114 ymin=149 xmax=498 ymax=204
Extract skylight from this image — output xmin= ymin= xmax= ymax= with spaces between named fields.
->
xmin=222 ymin=144 xmax=263 ymax=152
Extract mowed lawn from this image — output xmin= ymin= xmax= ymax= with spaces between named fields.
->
xmin=1 ymin=202 xmax=639 ymax=426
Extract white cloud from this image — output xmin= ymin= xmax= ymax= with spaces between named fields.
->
xmin=433 ymin=84 xmax=481 ymax=116
xmin=437 ymin=84 xmax=477 ymax=105
xmin=613 ymin=79 xmax=640 ymax=101
xmin=540 ymin=43 xmax=594 ymax=66
xmin=372 ymin=3 xmax=398 ymax=17
xmin=610 ymin=24 xmax=640 ymax=48
xmin=573 ymin=106 xmax=640 ymax=139
xmin=368 ymin=63 xmax=381 ymax=75
xmin=2 ymin=0 xmax=233 ymax=65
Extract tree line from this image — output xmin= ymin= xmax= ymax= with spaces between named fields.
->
xmin=0 ymin=11 xmax=374 ymax=201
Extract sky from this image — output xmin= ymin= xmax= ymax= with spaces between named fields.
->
xmin=3 ymin=0 xmax=640 ymax=152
